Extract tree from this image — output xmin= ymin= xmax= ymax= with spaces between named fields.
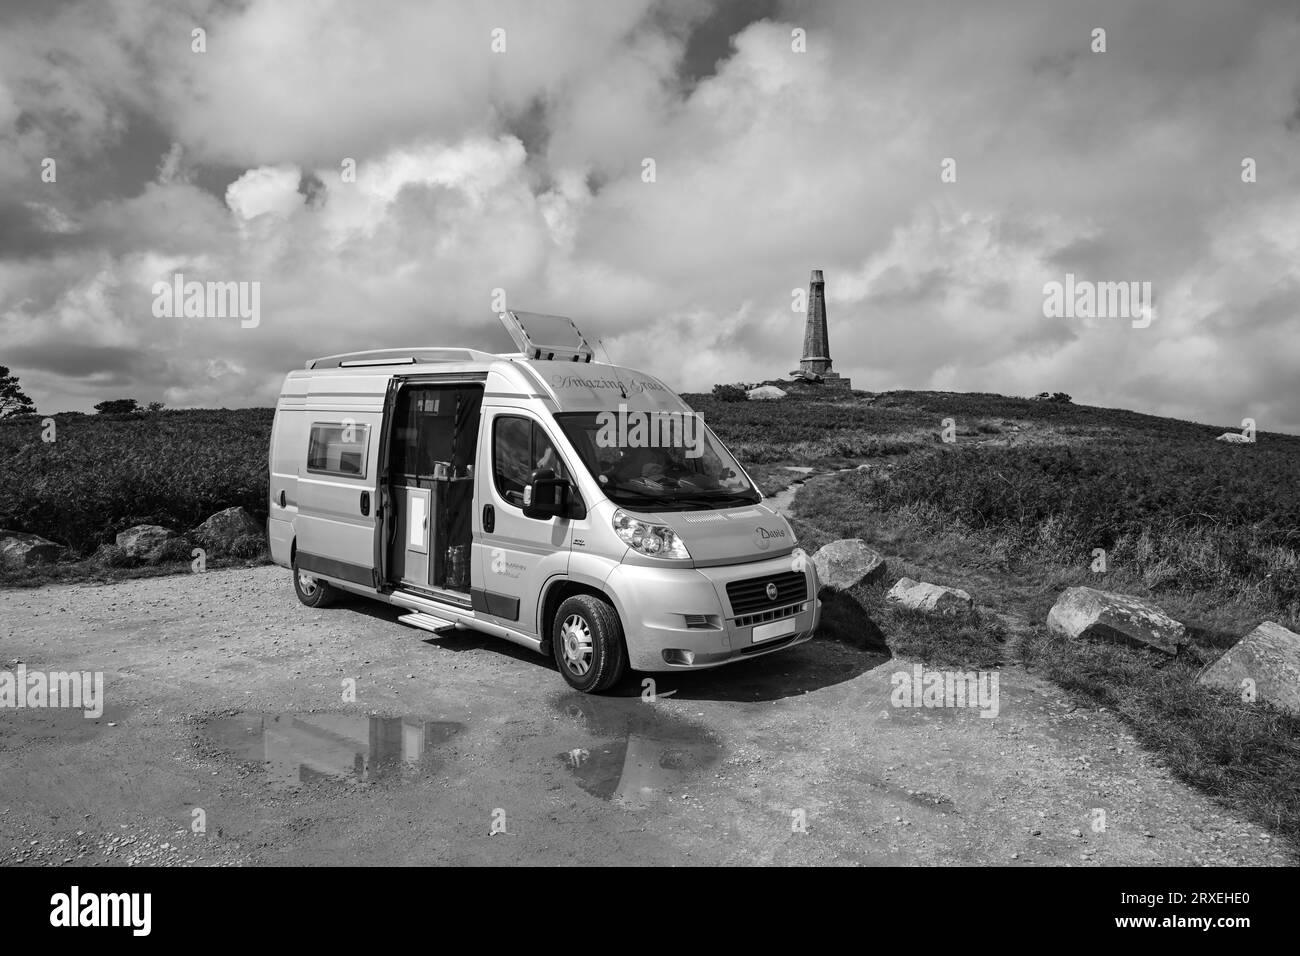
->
xmin=146 ymin=401 xmax=165 ymax=412
xmin=94 ymin=398 xmax=140 ymax=415
xmin=0 ymin=365 xmax=36 ymax=417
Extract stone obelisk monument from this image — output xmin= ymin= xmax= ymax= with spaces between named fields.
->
xmin=792 ymin=269 xmax=850 ymax=389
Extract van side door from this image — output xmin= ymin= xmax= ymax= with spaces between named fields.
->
xmin=474 ymin=410 xmax=574 ymax=634
xmin=297 ymin=416 xmax=381 ymax=589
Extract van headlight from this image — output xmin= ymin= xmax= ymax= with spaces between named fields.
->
xmin=612 ymin=509 xmax=691 ymax=559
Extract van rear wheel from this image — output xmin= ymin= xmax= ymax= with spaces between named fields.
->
xmin=293 ymin=557 xmax=337 ymax=608
xmin=552 ymin=595 xmax=627 ymax=693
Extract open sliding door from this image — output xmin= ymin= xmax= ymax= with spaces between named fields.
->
xmin=382 ymin=378 xmax=483 ymax=598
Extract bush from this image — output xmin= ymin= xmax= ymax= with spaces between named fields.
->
xmin=93 ymin=399 xmax=140 ymax=415
xmin=150 ymin=537 xmax=197 ymax=565
xmin=228 ymin=533 xmax=269 ymax=559
xmin=93 ymin=544 xmax=137 ymax=568
xmin=711 ymin=383 xmax=749 ymax=403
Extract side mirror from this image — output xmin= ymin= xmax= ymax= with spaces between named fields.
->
xmin=523 ymin=469 xmax=570 ymax=520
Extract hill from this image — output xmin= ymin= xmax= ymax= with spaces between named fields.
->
xmin=0 ymin=408 xmax=272 ymax=557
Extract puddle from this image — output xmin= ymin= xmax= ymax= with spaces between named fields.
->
xmin=552 ymin=693 xmax=722 ymax=808
xmin=202 ymin=712 xmax=465 ymax=791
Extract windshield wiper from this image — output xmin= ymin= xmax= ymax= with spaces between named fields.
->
xmin=656 ymin=493 xmax=760 ymax=510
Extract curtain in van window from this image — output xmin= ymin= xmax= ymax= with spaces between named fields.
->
xmin=391 ymin=386 xmax=481 ymax=480
xmin=441 ymin=387 xmax=481 ymax=589
xmin=451 ymin=387 xmax=482 ymax=473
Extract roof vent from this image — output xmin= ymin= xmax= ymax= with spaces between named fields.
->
xmin=499 ymin=311 xmax=594 ymax=363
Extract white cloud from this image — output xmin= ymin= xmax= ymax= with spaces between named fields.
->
xmin=225 ymin=165 xmax=304 ymax=220
xmin=0 ymin=0 xmax=1297 ymax=432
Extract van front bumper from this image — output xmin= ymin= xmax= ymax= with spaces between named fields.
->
xmin=604 ymin=554 xmax=821 ymax=672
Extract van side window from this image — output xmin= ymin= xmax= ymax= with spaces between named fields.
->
xmin=307 ymin=423 xmax=371 ymax=478
xmin=493 ymin=416 xmax=566 ymax=507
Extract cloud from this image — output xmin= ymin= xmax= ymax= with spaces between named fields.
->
xmin=226 ymin=165 xmax=304 ymax=221
xmin=0 ymin=0 xmax=1297 ymax=434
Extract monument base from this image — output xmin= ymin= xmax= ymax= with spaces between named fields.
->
xmin=789 ymin=369 xmax=853 ymax=390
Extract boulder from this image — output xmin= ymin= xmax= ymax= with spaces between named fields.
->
xmin=115 ymin=524 xmax=177 ymax=559
xmin=811 ymin=539 xmax=886 ymax=590
xmin=1216 ymin=432 xmax=1252 ymax=443
xmin=0 ymin=530 xmax=63 ymax=568
xmin=747 ymin=385 xmax=787 ymax=401
xmin=886 ymin=577 xmax=973 ymax=614
xmin=1198 ymin=622 xmax=1300 ymax=714
xmin=194 ymin=506 xmax=262 ymax=554
xmin=1047 ymin=586 xmax=1187 ymax=655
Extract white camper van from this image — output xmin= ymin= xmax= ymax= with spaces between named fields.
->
xmin=268 ymin=312 xmax=820 ymax=693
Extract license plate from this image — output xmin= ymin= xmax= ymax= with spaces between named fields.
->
xmin=751 ymin=617 xmax=798 ymax=644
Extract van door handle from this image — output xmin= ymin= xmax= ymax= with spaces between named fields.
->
xmin=483 ymin=504 xmax=495 ymax=533
xmin=360 ymin=491 xmax=371 ymax=516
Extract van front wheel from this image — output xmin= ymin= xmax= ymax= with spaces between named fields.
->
xmin=552 ymin=595 xmax=628 ymax=693
xmin=293 ymin=558 xmax=337 ymax=608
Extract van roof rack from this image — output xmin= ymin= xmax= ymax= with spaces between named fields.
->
xmin=306 ymin=347 xmax=498 ymax=369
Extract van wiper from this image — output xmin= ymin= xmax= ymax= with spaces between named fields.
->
xmin=662 ymin=493 xmax=759 ymax=510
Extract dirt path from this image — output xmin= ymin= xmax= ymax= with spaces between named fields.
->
xmin=0 ymin=566 xmax=1289 ymax=866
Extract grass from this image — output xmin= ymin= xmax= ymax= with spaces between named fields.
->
xmin=771 ymin=433 xmax=1300 ymax=851
xmin=0 ymin=408 xmax=273 ymax=586
xmin=1022 ymin=632 xmax=1300 ymax=845
xmin=0 ymin=408 xmax=272 ymax=556
xmin=0 ymin=549 xmax=273 ymax=588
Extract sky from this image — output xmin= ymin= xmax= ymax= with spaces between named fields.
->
xmin=1 ymin=0 xmax=1298 ymax=431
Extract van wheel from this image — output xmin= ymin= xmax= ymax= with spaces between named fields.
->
xmin=293 ymin=558 xmax=336 ymax=608
xmin=552 ymin=595 xmax=628 ymax=694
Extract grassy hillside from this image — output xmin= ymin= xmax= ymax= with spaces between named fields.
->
xmin=0 ymin=408 xmax=272 ymax=555
xmin=687 ymin=389 xmax=1300 ymax=623
xmin=685 ymin=388 xmax=1300 ymax=848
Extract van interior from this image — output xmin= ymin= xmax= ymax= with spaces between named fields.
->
xmin=382 ymin=383 xmax=483 ymax=598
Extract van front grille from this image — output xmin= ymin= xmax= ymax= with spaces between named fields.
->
xmin=735 ymin=603 xmax=805 ymax=629
xmin=726 ymin=571 xmax=807 ymax=617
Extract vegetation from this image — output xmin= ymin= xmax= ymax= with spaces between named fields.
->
xmin=0 ymin=366 xmax=36 ymax=418
xmin=711 ymin=383 xmax=749 ymax=402
xmin=0 ymin=408 xmax=272 ymax=556
xmin=94 ymin=398 xmax=141 ymax=415
xmin=687 ymin=385 xmax=1300 ymax=848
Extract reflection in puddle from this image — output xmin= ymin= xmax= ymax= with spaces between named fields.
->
xmin=204 ymin=713 xmax=465 ymax=790
xmin=553 ymin=694 xmax=722 ymax=808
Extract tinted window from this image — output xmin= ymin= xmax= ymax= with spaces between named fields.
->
xmin=493 ymin=416 xmax=567 ymax=507
xmin=554 ymin=412 xmax=758 ymax=512
xmin=307 ymin=423 xmax=371 ymax=477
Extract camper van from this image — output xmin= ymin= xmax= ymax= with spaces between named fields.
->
xmin=268 ymin=312 xmax=820 ymax=693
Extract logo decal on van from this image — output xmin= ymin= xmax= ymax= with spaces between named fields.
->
xmin=549 ymin=374 xmax=668 ymax=395
xmin=753 ymin=526 xmax=787 ymax=550
xmin=490 ymin=548 xmax=527 ymax=579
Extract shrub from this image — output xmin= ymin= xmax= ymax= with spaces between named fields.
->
xmin=229 ymin=533 xmax=269 ymax=559
xmin=93 ymin=544 xmax=137 ymax=568
xmin=711 ymin=383 xmax=749 ymax=402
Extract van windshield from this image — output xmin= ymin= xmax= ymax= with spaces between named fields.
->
xmin=555 ymin=412 xmax=761 ymax=512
